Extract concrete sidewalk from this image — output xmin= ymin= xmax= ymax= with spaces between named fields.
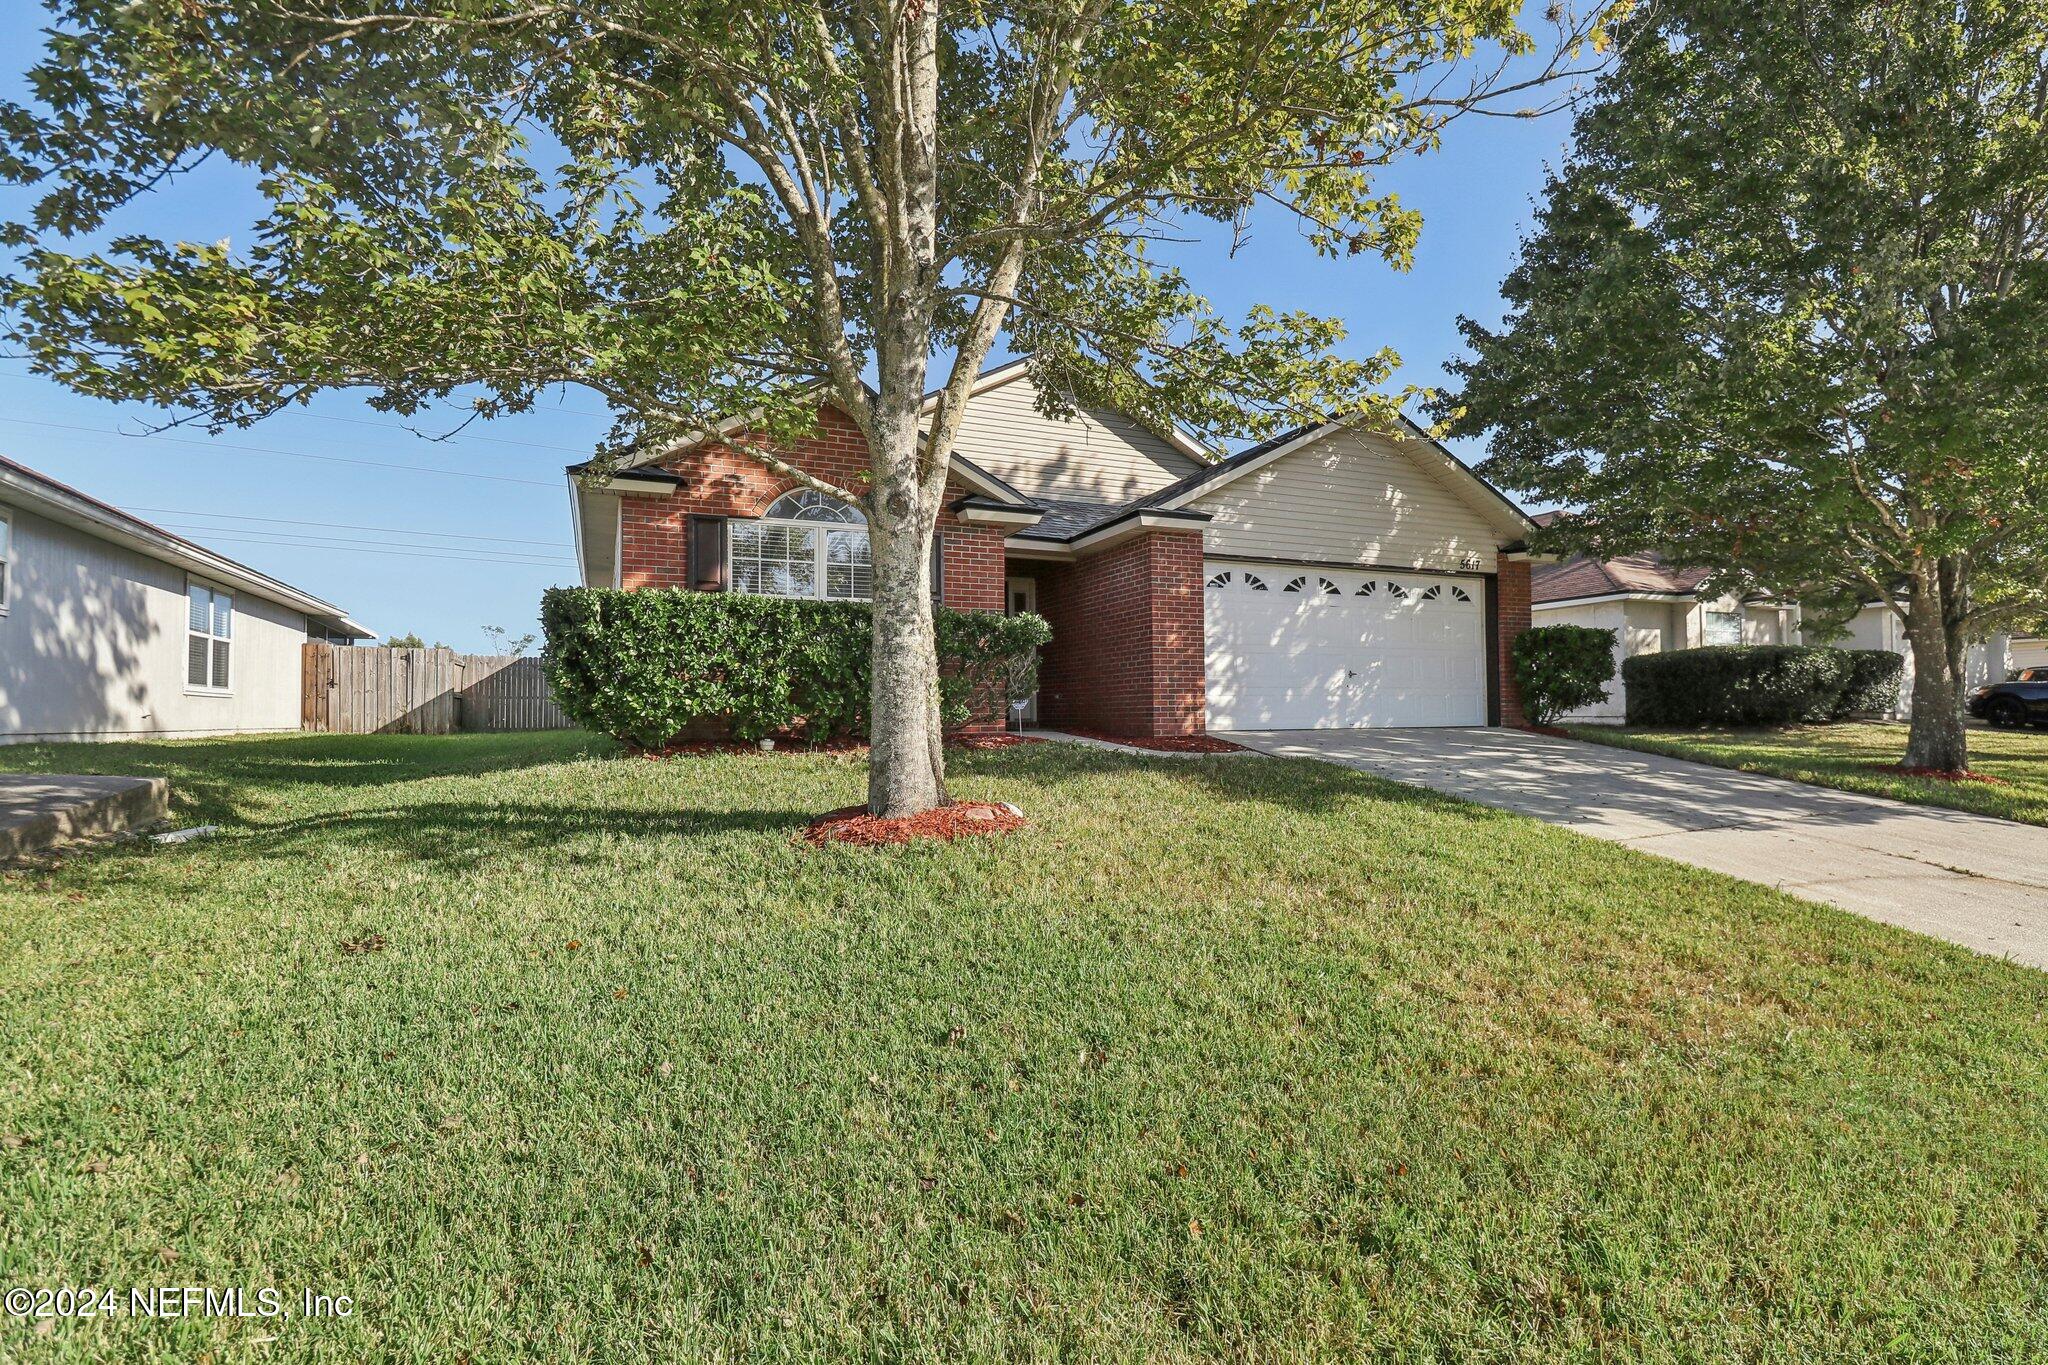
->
xmin=1232 ymin=727 xmax=2048 ymax=971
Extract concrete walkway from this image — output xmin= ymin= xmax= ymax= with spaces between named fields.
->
xmin=1232 ymin=727 xmax=2048 ymax=971
xmin=0 ymin=774 xmax=169 ymax=861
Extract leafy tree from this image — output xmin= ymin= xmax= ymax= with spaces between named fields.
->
xmin=1 ymin=0 xmax=1610 ymax=814
xmin=1442 ymin=0 xmax=2048 ymax=773
xmin=384 ymin=632 xmax=428 ymax=649
xmin=481 ymin=624 xmax=537 ymax=658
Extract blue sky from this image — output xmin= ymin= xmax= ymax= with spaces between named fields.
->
xmin=0 ymin=11 xmax=1575 ymax=650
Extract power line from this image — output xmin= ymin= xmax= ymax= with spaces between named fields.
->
xmin=128 ymin=505 xmax=570 ymax=548
xmin=157 ymin=527 xmax=578 ymax=570
xmin=0 ymin=372 xmax=601 ymax=454
xmin=155 ymin=521 xmax=573 ymax=564
xmin=0 ymin=415 xmax=562 ymax=486
xmin=0 ymin=364 xmax=621 ymax=425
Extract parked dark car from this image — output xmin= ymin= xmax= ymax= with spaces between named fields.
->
xmin=1967 ymin=669 xmax=2048 ymax=726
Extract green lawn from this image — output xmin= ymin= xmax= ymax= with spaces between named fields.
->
xmin=1564 ymin=722 xmax=2048 ymax=827
xmin=2 ymin=732 xmax=2044 ymax=1361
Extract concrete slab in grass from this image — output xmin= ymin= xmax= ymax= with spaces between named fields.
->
xmin=0 ymin=774 xmax=170 ymax=861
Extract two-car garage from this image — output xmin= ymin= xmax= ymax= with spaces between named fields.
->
xmin=1202 ymin=561 xmax=1489 ymax=730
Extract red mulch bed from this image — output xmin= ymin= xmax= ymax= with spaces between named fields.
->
xmin=629 ymin=737 xmax=865 ymax=759
xmin=631 ymin=734 xmax=1036 ymax=759
xmin=801 ymin=800 xmax=1025 ymax=847
xmin=1873 ymin=764 xmax=2011 ymax=786
xmin=1058 ymin=727 xmax=1246 ymax=753
xmin=951 ymin=734 xmax=1047 ymax=751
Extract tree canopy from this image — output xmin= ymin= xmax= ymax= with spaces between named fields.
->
xmin=1443 ymin=0 xmax=2048 ymax=769
xmin=2 ymin=0 xmax=1611 ymax=811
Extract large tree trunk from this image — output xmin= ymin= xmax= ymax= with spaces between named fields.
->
xmin=1901 ymin=571 xmax=1970 ymax=773
xmin=863 ymin=397 xmax=949 ymax=818
xmin=857 ymin=0 xmax=950 ymax=820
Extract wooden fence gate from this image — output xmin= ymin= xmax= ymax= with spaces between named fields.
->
xmin=302 ymin=644 xmax=575 ymax=734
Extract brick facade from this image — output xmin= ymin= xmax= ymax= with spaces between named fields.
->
xmin=1494 ymin=556 xmax=1532 ymax=728
xmin=615 ymin=404 xmax=1004 ymax=613
xmin=1013 ymin=530 xmax=1206 ymax=738
xmin=602 ymin=402 xmax=1533 ymax=738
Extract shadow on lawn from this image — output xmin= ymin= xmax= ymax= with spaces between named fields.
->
xmin=955 ymin=739 xmax=1506 ymax=823
xmin=231 ymin=800 xmax=815 ymax=872
xmin=2 ymin=732 xmax=613 ymax=826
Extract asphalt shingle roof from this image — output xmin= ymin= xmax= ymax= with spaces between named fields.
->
xmin=1532 ymin=551 xmax=1711 ymax=603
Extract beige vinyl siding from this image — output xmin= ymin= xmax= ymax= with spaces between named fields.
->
xmin=0 ymin=501 xmax=312 ymax=743
xmin=1188 ymin=428 xmax=1504 ymax=573
xmin=577 ymin=488 xmax=620 ymax=587
xmin=947 ymin=374 xmax=1203 ymax=504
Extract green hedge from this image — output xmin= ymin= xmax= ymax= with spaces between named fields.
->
xmin=1512 ymin=624 xmax=1616 ymax=725
xmin=1838 ymin=649 xmax=1906 ymax=717
xmin=541 ymin=588 xmax=1051 ymax=747
xmin=1622 ymin=645 xmax=1902 ymax=726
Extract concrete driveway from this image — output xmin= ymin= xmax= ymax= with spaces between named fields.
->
xmin=1232 ymin=727 xmax=2048 ymax=971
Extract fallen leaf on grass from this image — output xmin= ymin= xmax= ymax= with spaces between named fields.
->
xmin=0 ymin=1134 xmax=32 ymax=1149
xmin=339 ymin=933 xmax=386 ymax=955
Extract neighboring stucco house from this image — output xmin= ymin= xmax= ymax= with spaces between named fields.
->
xmin=2014 ymin=637 xmax=2048 ymax=673
xmin=566 ymin=361 xmax=1542 ymax=736
xmin=1817 ymin=603 xmax=2010 ymax=715
xmin=1530 ymin=543 xmax=2008 ymax=722
xmin=0 ymin=455 xmax=373 ymax=744
xmin=1530 ymin=551 xmax=1798 ymax=722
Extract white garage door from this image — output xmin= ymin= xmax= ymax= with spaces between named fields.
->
xmin=1204 ymin=563 xmax=1488 ymax=729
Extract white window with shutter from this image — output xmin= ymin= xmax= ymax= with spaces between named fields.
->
xmin=0 ymin=508 xmax=11 ymax=613
xmin=186 ymin=578 xmax=234 ymax=692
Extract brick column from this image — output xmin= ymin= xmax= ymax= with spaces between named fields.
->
xmin=1495 ymin=556 xmax=1532 ymax=727
xmin=1030 ymin=529 xmax=1205 ymax=738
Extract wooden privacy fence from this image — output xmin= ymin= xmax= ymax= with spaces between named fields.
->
xmin=302 ymin=644 xmax=576 ymax=735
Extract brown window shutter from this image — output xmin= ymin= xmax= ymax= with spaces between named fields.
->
xmin=930 ymin=533 xmax=945 ymax=607
xmin=688 ymin=515 xmax=727 ymax=592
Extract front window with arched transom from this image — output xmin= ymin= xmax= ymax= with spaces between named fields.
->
xmin=729 ymin=489 xmax=872 ymax=600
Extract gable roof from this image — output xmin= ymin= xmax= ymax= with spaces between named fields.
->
xmin=1130 ymin=415 xmax=1537 ymax=541
xmin=1532 ymin=551 xmax=1710 ymax=604
xmin=601 ymin=393 xmax=1042 ymax=511
xmin=0 ymin=454 xmax=375 ymax=638
xmin=569 ymin=447 xmax=1038 ymax=511
xmin=919 ymin=358 xmax=1219 ymax=466
xmin=609 ymin=359 xmax=1216 ymax=495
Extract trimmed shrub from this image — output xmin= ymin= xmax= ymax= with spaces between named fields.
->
xmin=541 ymin=588 xmax=1051 ymax=747
xmin=1512 ymin=625 xmax=1616 ymax=725
xmin=1623 ymin=645 xmax=1862 ymax=726
xmin=1837 ymin=648 xmax=1905 ymax=717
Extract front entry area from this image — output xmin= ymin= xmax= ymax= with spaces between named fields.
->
xmin=1203 ymin=561 xmax=1488 ymax=729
